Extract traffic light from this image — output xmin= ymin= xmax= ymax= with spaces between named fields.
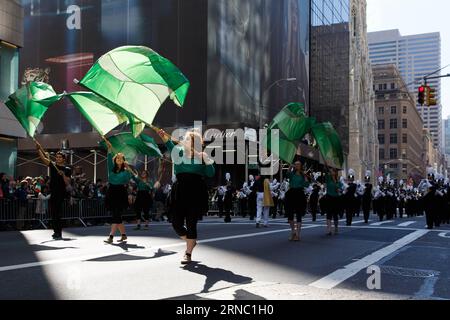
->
xmin=418 ymin=85 xmax=425 ymax=105
xmin=427 ymin=86 xmax=437 ymax=106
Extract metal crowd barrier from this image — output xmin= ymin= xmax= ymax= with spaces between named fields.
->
xmin=0 ymin=198 xmax=244 ymax=229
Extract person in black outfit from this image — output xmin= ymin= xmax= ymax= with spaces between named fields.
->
xmin=36 ymin=142 xmax=71 ymax=239
xmin=344 ymin=169 xmax=357 ymax=226
xmin=362 ymin=171 xmax=373 ymax=224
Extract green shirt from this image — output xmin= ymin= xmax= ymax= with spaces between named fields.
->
xmin=326 ymin=175 xmax=343 ymax=197
xmin=107 ymin=153 xmax=132 ymax=185
xmin=132 ymin=175 xmax=153 ymax=192
xmin=287 ymin=171 xmax=309 ymax=189
xmin=166 ymin=140 xmax=215 ymax=178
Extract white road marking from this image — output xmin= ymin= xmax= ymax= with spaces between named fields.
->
xmin=397 ymin=221 xmax=417 ymax=227
xmin=438 ymin=232 xmax=450 ymax=239
xmin=0 ymin=225 xmax=320 ymax=273
xmin=370 ymin=221 xmax=394 ymax=226
xmin=309 ymin=230 xmax=429 ymax=290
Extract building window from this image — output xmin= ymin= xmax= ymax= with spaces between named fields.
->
xmin=383 ymin=84 xmax=387 ymax=90
xmin=378 ymin=134 xmax=385 ymax=144
xmin=402 ymin=150 xmax=407 ymax=159
xmin=378 ymin=84 xmax=383 ymax=91
xmin=391 ymin=83 xmax=395 ymax=89
xmin=390 ymin=119 xmax=398 ymax=129
xmin=402 ymin=119 xmax=408 ymax=128
xmin=379 ymin=149 xmax=385 ymax=160
xmin=378 ymin=120 xmax=385 ymax=130
xmin=389 ymin=163 xmax=398 ymax=169
xmin=402 ymin=134 xmax=408 ymax=143
xmin=391 ymin=106 xmax=397 ymax=114
xmin=390 ymin=148 xmax=397 ymax=159
xmin=403 ymin=106 xmax=407 ymax=114
xmin=378 ymin=107 xmax=384 ymax=115
xmin=390 ymin=134 xmax=398 ymax=144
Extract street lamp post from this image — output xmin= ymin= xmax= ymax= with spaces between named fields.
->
xmin=259 ymin=78 xmax=297 ymax=129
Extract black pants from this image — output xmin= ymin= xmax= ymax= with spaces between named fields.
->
xmin=172 ymin=211 xmax=198 ymax=239
xmin=135 ymin=191 xmax=152 ymax=221
xmin=362 ymin=203 xmax=371 ymax=223
xmin=326 ymin=196 xmax=340 ymax=228
xmin=49 ymin=197 xmax=63 ymax=236
xmin=286 ymin=188 xmax=306 ymax=222
xmin=425 ymin=209 xmax=435 ymax=229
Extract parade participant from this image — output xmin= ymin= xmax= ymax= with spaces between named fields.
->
xmin=325 ymin=168 xmax=343 ymax=236
xmin=251 ymin=174 xmax=272 ymax=228
xmin=373 ymin=176 xmax=386 ymax=221
xmin=285 ymin=161 xmax=310 ymax=241
xmin=270 ymin=179 xmax=281 ymax=219
xmin=309 ymin=173 xmax=321 ymax=222
xmin=421 ymin=168 xmax=437 ymax=229
xmin=157 ymin=128 xmax=215 ymax=264
xmin=245 ymin=175 xmax=257 ymax=220
xmin=362 ymin=171 xmax=373 ymax=224
xmin=132 ymin=170 xmax=154 ymax=230
xmin=223 ymin=173 xmax=235 ymax=223
xmin=35 ymin=142 xmax=72 ymax=240
xmin=344 ymin=169 xmax=357 ymax=226
xmin=385 ymin=177 xmax=397 ymax=220
xmin=397 ymin=180 xmax=405 ymax=218
xmin=103 ymin=140 xmax=134 ymax=244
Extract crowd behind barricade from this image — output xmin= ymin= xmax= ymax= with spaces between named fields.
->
xmin=0 ymin=171 xmax=174 ymax=230
xmin=2 ymin=163 xmax=450 ymax=235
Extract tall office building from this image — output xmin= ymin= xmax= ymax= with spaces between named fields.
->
xmin=311 ymin=0 xmax=377 ymax=179
xmin=0 ymin=0 xmax=24 ymax=176
xmin=368 ymin=30 xmax=442 ymax=150
xmin=444 ymin=116 xmax=450 ymax=155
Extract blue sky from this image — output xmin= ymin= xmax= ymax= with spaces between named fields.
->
xmin=367 ymin=0 xmax=450 ymax=118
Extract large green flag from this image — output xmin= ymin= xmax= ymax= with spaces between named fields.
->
xmin=66 ymin=92 xmax=128 ymax=136
xmin=263 ymin=129 xmax=298 ymax=164
xmin=265 ymin=102 xmax=316 ymax=164
xmin=79 ymin=46 xmax=190 ymax=128
xmin=99 ymin=132 xmax=162 ymax=165
xmin=311 ymin=122 xmax=344 ymax=168
xmin=4 ymin=82 xmax=62 ymax=137
xmin=268 ymin=102 xmax=315 ymax=141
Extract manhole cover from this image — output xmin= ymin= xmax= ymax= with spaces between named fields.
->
xmin=380 ymin=266 xmax=439 ymax=278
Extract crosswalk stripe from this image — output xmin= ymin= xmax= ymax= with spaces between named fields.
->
xmin=370 ymin=220 xmax=394 ymax=226
xmin=397 ymin=221 xmax=417 ymax=227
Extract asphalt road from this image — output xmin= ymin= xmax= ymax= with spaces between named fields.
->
xmin=1 ymin=214 xmax=449 ymax=300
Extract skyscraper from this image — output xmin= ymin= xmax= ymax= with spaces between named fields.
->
xmin=368 ymin=29 xmax=442 ymax=150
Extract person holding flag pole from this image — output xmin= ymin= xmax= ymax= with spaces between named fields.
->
xmin=35 ymin=140 xmax=72 ymax=240
xmin=155 ymin=127 xmax=215 ymax=265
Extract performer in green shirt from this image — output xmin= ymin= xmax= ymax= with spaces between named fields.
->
xmin=103 ymin=140 xmax=134 ymax=244
xmin=325 ymin=168 xmax=343 ymax=236
xmin=285 ymin=161 xmax=310 ymax=241
xmin=132 ymin=170 xmax=154 ymax=230
xmin=157 ymin=128 xmax=215 ymax=265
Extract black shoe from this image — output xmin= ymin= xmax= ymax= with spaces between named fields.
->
xmin=52 ymin=233 xmax=62 ymax=240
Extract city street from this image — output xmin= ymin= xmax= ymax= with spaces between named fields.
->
xmin=1 ymin=215 xmax=449 ymax=300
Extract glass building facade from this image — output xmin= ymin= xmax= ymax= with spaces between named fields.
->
xmin=207 ymin=0 xmax=310 ymax=127
xmin=310 ymin=0 xmax=350 ymax=152
xmin=19 ymin=0 xmax=310 ymax=134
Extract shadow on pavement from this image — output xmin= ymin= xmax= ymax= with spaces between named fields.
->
xmin=86 ymin=248 xmax=176 ymax=262
xmin=182 ymin=262 xmax=253 ymax=293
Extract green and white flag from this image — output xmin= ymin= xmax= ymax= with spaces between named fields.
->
xmin=4 ymin=82 xmax=62 ymax=137
xmin=79 ymin=46 xmax=190 ymax=128
xmin=66 ymin=92 xmax=128 ymax=137
xmin=99 ymin=132 xmax=162 ymax=165
xmin=311 ymin=122 xmax=344 ymax=168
